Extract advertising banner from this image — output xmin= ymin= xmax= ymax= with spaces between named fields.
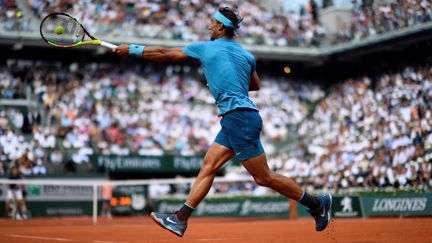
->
xmin=361 ymin=193 xmax=432 ymax=217
xmin=27 ymin=201 xmax=98 ymax=217
xmin=154 ymin=196 xmax=290 ymax=217
xmin=91 ymin=155 xmax=205 ymax=173
xmin=332 ymin=196 xmax=362 ymax=217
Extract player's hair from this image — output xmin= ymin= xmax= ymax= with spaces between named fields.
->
xmin=218 ymin=7 xmax=243 ymax=37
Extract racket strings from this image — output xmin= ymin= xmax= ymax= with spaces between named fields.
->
xmin=41 ymin=14 xmax=84 ymax=46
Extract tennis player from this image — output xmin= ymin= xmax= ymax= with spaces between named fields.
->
xmin=115 ymin=7 xmax=332 ymax=237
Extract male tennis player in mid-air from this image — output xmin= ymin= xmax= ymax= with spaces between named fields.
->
xmin=115 ymin=7 xmax=332 ymax=237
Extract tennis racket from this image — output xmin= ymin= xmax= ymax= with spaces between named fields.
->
xmin=40 ymin=12 xmax=117 ymax=50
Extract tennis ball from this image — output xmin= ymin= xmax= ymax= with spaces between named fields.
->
xmin=54 ymin=25 xmax=64 ymax=35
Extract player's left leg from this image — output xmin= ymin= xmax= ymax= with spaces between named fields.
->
xmin=241 ymin=153 xmax=332 ymax=231
xmin=241 ymin=153 xmax=304 ymax=199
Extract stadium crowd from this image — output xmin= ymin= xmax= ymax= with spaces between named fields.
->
xmin=1 ymin=0 xmax=431 ymax=47
xmin=284 ymin=63 xmax=432 ymax=191
xmin=26 ymin=0 xmax=327 ymax=47
xmin=214 ymin=63 xmax=432 ymax=195
xmin=334 ymin=0 xmax=432 ymax=43
xmin=0 ymin=61 xmax=321 ymax=176
xmin=28 ymin=0 xmax=432 ymax=46
xmin=1 ymin=59 xmax=431 ymax=192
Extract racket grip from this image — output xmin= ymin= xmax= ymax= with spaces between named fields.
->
xmin=100 ymin=41 xmax=118 ymax=50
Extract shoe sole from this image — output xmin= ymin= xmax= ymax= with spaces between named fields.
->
xmin=150 ymin=212 xmax=184 ymax=237
xmin=327 ymin=193 xmax=332 ymax=223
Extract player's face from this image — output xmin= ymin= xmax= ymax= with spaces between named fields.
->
xmin=209 ymin=18 xmax=220 ymax=41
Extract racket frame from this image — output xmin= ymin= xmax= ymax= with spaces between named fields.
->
xmin=40 ymin=12 xmax=117 ymax=50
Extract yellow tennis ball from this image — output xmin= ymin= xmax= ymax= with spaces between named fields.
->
xmin=54 ymin=25 xmax=64 ymax=35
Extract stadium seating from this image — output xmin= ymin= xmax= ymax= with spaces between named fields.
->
xmin=1 ymin=59 xmax=431 ymax=191
xmin=4 ymin=0 xmax=430 ymax=46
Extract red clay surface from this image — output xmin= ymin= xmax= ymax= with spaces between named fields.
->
xmin=0 ymin=216 xmax=431 ymax=243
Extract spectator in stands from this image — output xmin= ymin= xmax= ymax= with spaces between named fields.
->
xmin=64 ymin=154 xmax=77 ymax=174
xmin=0 ymin=160 xmax=5 ymax=176
xmin=32 ymin=158 xmax=47 ymax=175
xmin=18 ymin=148 xmax=33 ymax=176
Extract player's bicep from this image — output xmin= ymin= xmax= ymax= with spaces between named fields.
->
xmin=249 ymin=71 xmax=260 ymax=91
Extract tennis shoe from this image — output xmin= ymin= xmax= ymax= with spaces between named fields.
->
xmin=150 ymin=212 xmax=187 ymax=237
xmin=307 ymin=193 xmax=332 ymax=232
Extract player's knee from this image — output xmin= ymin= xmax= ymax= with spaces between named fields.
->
xmin=253 ymin=174 xmax=273 ymax=187
xmin=201 ymin=163 xmax=219 ymax=175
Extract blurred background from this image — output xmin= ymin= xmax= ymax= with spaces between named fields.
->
xmin=0 ymin=0 xmax=431 ymax=220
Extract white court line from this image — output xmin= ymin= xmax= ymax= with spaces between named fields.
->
xmin=7 ymin=234 xmax=119 ymax=243
xmin=7 ymin=234 xmax=237 ymax=243
xmin=6 ymin=234 xmax=172 ymax=243
xmin=132 ymin=238 xmax=238 ymax=243
xmin=195 ymin=239 xmax=233 ymax=242
xmin=7 ymin=234 xmax=73 ymax=241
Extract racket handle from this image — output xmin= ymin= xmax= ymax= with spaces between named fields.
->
xmin=100 ymin=41 xmax=117 ymax=50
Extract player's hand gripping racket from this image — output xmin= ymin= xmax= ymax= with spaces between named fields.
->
xmin=40 ymin=12 xmax=117 ymax=50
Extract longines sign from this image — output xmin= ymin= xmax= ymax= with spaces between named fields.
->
xmin=362 ymin=194 xmax=432 ymax=216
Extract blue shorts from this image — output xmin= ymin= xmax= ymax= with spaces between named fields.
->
xmin=215 ymin=108 xmax=264 ymax=161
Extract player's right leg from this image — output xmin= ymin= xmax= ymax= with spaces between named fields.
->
xmin=150 ymin=142 xmax=235 ymax=237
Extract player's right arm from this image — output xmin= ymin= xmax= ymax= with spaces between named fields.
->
xmin=115 ymin=44 xmax=189 ymax=62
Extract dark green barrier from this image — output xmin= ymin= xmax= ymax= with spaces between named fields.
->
xmin=361 ymin=193 xmax=432 ymax=217
xmin=154 ymin=196 xmax=290 ymax=217
xmin=27 ymin=201 xmax=100 ymax=217
xmin=299 ymin=193 xmax=432 ymax=218
xmin=3 ymin=190 xmax=432 ymax=218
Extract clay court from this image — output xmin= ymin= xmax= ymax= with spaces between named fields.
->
xmin=0 ymin=217 xmax=431 ymax=243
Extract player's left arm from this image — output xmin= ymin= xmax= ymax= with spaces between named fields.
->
xmin=249 ymin=71 xmax=260 ymax=91
xmin=115 ymin=44 xmax=188 ymax=62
